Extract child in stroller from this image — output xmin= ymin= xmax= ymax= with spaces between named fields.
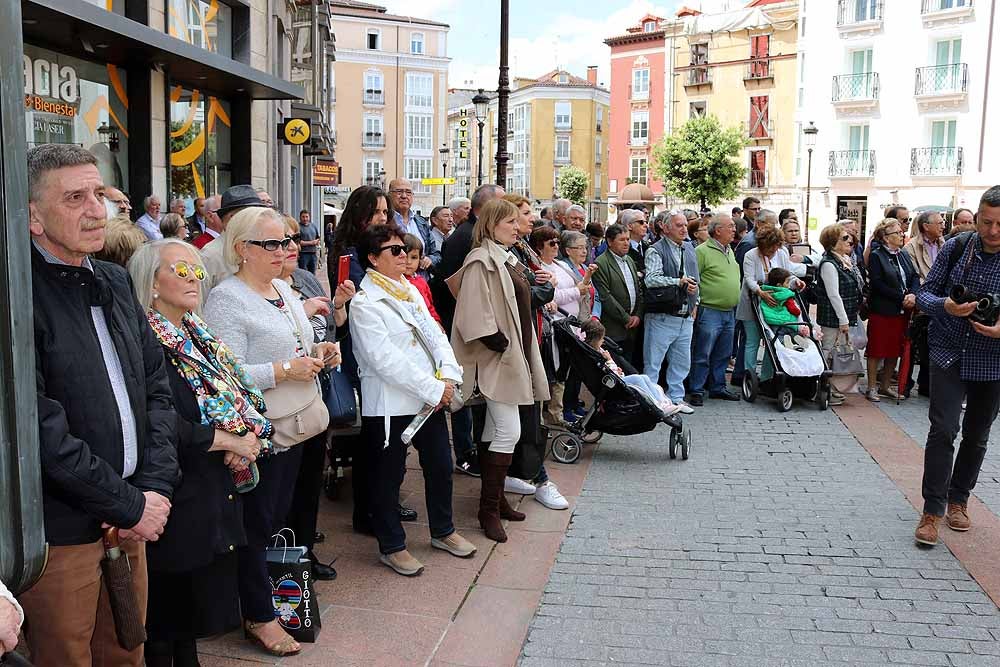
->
xmin=579 ymin=320 xmax=684 ymax=418
xmin=761 ymin=267 xmax=812 ymax=350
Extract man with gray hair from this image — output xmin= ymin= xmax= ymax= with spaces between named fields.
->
xmin=550 ymin=198 xmax=572 ymax=232
xmin=136 ymin=193 xmax=162 ymax=240
xmin=448 ymin=196 xmax=472 ymax=227
xmin=22 ymin=144 xmax=178 ymax=665
xmin=168 ymin=197 xmax=186 ymax=216
xmin=564 ymin=204 xmax=586 ymax=232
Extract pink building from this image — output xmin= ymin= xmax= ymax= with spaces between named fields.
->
xmin=605 ymin=14 xmax=667 ymax=204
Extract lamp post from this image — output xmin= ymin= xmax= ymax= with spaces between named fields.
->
xmin=803 ymin=121 xmax=818 ymax=243
xmin=378 ymin=167 xmax=386 ymax=190
xmin=439 ymin=144 xmax=450 ymax=205
xmin=496 ymin=0 xmax=510 ymax=186
xmin=472 ymin=88 xmax=489 ymax=187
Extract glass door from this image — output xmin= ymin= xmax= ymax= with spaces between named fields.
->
xmin=931 ymin=120 xmax=957 ymax=172
xmin=850 ymin=48 xmax=873 ymax=98
xmin=935 ymin=38 xmax=962 ymax=91
xmin=848 ymin=124 xmax=870 ymax=173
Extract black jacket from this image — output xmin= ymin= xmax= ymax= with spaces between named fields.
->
xmin=32 ymin=246 xmax=178 ymax=546
xmin=868 ymin=245 xmax=920 ymax=317
xmin=432 ymin=214 xmax=477 ymax=334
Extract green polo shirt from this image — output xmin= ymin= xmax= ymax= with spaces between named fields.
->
xmin=695 ymin=239 xmax=740 ymax=311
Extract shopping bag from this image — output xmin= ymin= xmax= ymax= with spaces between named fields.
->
xmin=828 ymin=334 xmax=864 ymax=377
xmin=320 ymin=367 xmax=357 ymax=427
xmin=266 ymin=530 xmax=322 ymax=643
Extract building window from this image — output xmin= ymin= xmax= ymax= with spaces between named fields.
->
xmin=170 ymin=86 xmax=232 ymax=201
xmin=594 ymin=171 xmax=602 ymax=199
xmin=167 ymin=0 xmax=232 ymax=56
xmin=556 ymin=135 xmax=570 ymax=162
xmin=690 ymin=43 xmax=708 ymax=66
xmin=749 ymin=35 xmax=770 ymax=78
xmin=364 ymin=70 xmax=384 ymax=104
xmin=367 ymin=29 xmax=380 ymax=50
xmin=630 ymin=157 xmax=647 ymax=184
xmin=410 ymin=32 xmax=425 ymax=54
xmin=689 ymin=101 xmax=707 ymax=118
xmin=405 ymin=113 xmax=433 ymax=152
xmin=596 ymin=106 xmax=604 ymax=131
xmin=595 ymin=136 xmax=602 ymax=161
xmin=406 ymin=157 xmax=432 ymax=193
xmin=749 ymin=150 xmax=766 ymax=187
xmin=364 ymin=158 xmax=383 ymax=185
xmin=406 ymin=72 xmax=434 ymax=110
xmin=632 ymin=68 xmax=650 ymax=100
xmin=643 ymin=20 xmax=657 ymax=32
xmin=749 ymin=95 xmax=770 ymax=138
xmin=631 ymin=111 xmax=649 ymax=145
xmin=555 ymin=101 xmax=571 ymax=128
xmin=363 ymin=115 xmax=383 ymax=146
xmin=558 ymin=73 xmax=568 ymax=84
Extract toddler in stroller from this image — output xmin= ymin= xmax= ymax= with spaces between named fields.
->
xmin=761 ymin=267 xmax=812 ymax=347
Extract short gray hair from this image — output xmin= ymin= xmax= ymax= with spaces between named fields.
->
xmin=756 ymin=209 xmax=778 ymax=226
xmin=552 ymin=199 xmax=572 ymax=217
xmin=223 ymin=206 xmax=285 ymax=268
xmin=619 ymin=209 xmax=644 ymax=226
xmin=914 ymin=210 xmax=940 ymax=234
xmin=566 ymin=204 xmax=586 ymax=218
xmin=27 ymin=144 xmax=98 ymax=202
xmin=143 ymin=194 xmax=160 ymax=210
xmin=559 ymin=230 xmax=587 ymax=251
xmin=127 ymin=238 xmax=203 ymax=312
xmin=707 ymin=213 xmax=733 ymax=238
xmin=447 ymin=196 xmax=470 ymax=211
xmin=169 ymin=198 xmax=185 ymax=210
xmin=981 ymin=185 xmax=1000 ymax=208
xmin=471 ymin=184 xmax=503 ymax=213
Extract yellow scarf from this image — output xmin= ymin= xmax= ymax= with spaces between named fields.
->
xmin=367 ymin=269 xmax=414 ymax=302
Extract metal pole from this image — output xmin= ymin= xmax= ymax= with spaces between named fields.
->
xmin=442 ymin=162 xmax=448 ymax=205
xmin=496 ymin=0 xmax=510 ymax=186
xmin=476 ymin=119 xmax=485 ymax=187
xmin=804 ymin=147 xmax=813 ymax=244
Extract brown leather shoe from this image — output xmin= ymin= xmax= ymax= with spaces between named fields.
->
xmin=946 ymin=502 xmax=971 ymax=531
xmin=915 ymin=513 xmax=941 ymax=546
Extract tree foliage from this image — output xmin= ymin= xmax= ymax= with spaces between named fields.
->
xmin=556 ymin=165 xmax=589 ymax=206
xmin=651 ymin=115 xmax=748 ymax=208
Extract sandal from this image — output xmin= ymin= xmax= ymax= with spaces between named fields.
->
xmin=865 ymin=389 xmax=881 ymax=403
xmin=245 ymin=620 xmax=301 ymax=656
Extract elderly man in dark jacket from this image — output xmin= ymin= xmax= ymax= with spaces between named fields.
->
xmin=19 ymin=144 xmax=178 ymax=666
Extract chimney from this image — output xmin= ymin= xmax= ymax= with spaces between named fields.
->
xmin=587 ymin=66 xmax=598 ymax=85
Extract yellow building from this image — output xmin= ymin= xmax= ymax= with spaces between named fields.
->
xmin=476 ymin=70 xmax=610 ymax=219
xmin=663 ymin=1 xmax=800 ymax=207
xmin=330 ymin=0 xmax=450 ymax=214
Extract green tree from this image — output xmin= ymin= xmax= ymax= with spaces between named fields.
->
xmin=651 ymin=115 xmax=748 ymax=209
xmin=556 ymin=165 xmax=589 ymax=206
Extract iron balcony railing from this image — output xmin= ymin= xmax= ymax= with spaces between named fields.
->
xmin=362 ymin=131 xmax=385 ymax=147
xmin=915 ymin=63 xmax=969 ymax=95
xmin=832 ymin=72 xmax=880 ymax=102
xmin=363 ymin=89 xmax=384 ymax=105
xmin=745 ymin=59 xmax=772 ymax=80
xmin=837 ymin=0 xmax=884 ymax=25
xmin=748 ymin=169 xmax=767 ymax=189
xmin=829 ymin=150 xmax=876 ymax=177
xmin=911 ymin=146 xmax=963 ymax=176
xmin=922 ymin=0 xmax=972 ymax=13
xmin=685 ymin=67 xmax=711 ymax=86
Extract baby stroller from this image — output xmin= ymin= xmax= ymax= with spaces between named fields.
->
xmin=549 ymin=317 xmax=692 ymax=464
xmin=742 ymin=292 xmax=833 ymax=412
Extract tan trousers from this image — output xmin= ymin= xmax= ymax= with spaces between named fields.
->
xmin=19 ymin=537 xmax=147 ymax=667
xmin=544 ymin=382 xmax=565 ymax=424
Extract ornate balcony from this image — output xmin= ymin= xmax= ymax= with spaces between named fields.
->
xmin=910 ymin=146 xmax=963 ymax=176
xmin=914 ymin=64 xmax=968 ymax=109
xmin=829 ymin=150 xmax=876 ymax=178
xmin=837 ymin=0 xmax=884 ymax=37
xmin=921 ymin=0 xmax=974 ymax=27
xmin=362 ymin=132 xmax=385 ymax=148
xmin=831 ymin=72 xmax=879 ymax=113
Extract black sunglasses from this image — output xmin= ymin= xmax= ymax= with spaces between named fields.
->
xmin=544 ymin=240 xmax=560 ymax=247
xmin=378 ymin=244 xmax=407 ymax=256
xmin=246 ymin=237 xmax=292 ymax=251
xmin=288 ymin=233 xmax=303 ymax=244
xmin=840 ymin=234 xmax=854 ymax=243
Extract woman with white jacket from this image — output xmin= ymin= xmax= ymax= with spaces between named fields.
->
xmin=350 ymin=224 xmax=477 ymax=577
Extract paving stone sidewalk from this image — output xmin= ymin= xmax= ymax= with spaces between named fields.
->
xmin=521 ymin=398 xmax=1000 ymax=667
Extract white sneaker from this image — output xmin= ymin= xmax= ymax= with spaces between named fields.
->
xmin=675 ymin=402 xmax=695 ymax=415
xmin=534 ymin=481 xmax=569 ymax=510
xmin=504 ymin=477 xmax=537 ymax=495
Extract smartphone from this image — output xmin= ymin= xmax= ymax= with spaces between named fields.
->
xmin=337 ymin=255 xmax=351 ymax=286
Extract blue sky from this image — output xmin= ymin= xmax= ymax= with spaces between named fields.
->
xmin=380 ymin=0 xmax=684 ymax=89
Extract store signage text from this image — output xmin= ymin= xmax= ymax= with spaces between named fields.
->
xmin=23 ymin=55 xmax=80 ymax=117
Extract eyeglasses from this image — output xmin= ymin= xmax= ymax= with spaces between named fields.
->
xmin=288 ymin=233 xmax=303 ymax=244
xmin=884 ymin=230 xmax=902 ymax=237
xmin=245 ymin=237 xmax=292 ymax=251
xmin=169 ymin=261 xmax=207 ymax=281
xmin=566 ymin=245 xmax=586 ymax=250
xmin=390 ymin=189 xmax=414 ymax=196
xmin=378 ymin=244 xmax=407 ymax=256
xmin=898 ymin=218 xmax=910 ymax=224
xmin=544 ymin=240 xmax=560 ymax=247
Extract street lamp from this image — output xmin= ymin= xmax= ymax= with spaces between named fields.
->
xmin=472 ymin=88 xmax=490 ymax=187
xmin=439 ymin=143 xmax=450 ymax=205
xmin=803 ymin=121 xmax=819 ymax=243
xmin=378 ymin=167 xmax=386 ymax=190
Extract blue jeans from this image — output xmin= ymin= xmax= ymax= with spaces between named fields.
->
xmin=689 ymin=306 xmax=735 ymax=396
xmin=297 ymin=252 xmax=317 ymax=273
xmin=643 ymin=313 xmax=694 ymax=403
xmin=742 ymin=319 xmax=775 ymax=382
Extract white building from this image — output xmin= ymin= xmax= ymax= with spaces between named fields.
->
xmin=795 ymin=0 xmax=998 ymax=242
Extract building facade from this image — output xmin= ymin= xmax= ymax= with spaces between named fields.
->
xmin=329 ymin=0 xmax=450 ymax=215
xmin=480 ymin=70 xmax=610 ymax=220
xmin=795 ymin=0 xmax=998 ymax=242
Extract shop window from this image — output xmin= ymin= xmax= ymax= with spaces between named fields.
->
xmin=167 ymin=0 xmax=232 ymax=57
xmin=23 ymin=45 xmax=130 ymax=190
xmin=170 ymin=85 xmax=232 ymax=202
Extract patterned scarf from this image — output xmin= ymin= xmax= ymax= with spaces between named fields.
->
xmin=146 ymin=310 xmax=274 ymax=492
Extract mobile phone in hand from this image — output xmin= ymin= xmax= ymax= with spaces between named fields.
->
xmin=337 ymin=255 xmax=351 ymax=286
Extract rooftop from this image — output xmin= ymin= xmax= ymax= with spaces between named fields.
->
xmin=328 ymin=0 xmax=449 ymax=28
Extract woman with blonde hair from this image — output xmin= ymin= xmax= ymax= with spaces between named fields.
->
xmin=448 ymin=198 xmax=551 ymax=543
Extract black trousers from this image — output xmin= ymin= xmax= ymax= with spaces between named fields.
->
xmin=287 ymin=432 xmax=327 ymax=552
xmin=363 ymin=412 xmax=455 ymax=555
xmin=238 ymin=445 xmax=304 ymax=622
xmin=921 ymin=361 xmax=1000 ymax=516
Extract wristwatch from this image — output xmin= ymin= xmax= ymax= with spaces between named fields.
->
xmin=282 ymin=361 xmax=292 ymax=375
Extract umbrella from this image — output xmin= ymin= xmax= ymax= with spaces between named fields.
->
xmin=100 ymin=528 xmax=146 ymax=651
xmin=897 ymin=312 xmax=914 ymax=404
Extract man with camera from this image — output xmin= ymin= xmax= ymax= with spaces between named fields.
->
xmin=914 ymin=186 xmax=1000 ymax=547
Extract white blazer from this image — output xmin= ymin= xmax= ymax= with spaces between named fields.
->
xmin=350 ymin=272 xmax=462 ymax=434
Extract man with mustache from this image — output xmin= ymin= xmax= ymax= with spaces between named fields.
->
xmin=20 ymin=144 xmax=179 ymax=666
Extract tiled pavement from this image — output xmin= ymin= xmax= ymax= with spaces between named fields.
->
xmin=521 ymin=394 xmax=1000 ymax=667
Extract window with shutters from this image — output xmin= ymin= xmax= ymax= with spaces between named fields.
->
xmin=631 ymin=68 xmax=650 ymax=100
xmin=748 ymin=95 xmax=770 ymax=139
xmin=405 ymin=114 xmax=433 ymax=152
xmin=749 ymin=150 xmax=766 ymax=188
xmin=689 ymin=43 xmax=709 ymax=84
xmin=749 ymin=35 xmax=770 ymax=78
xmin=410 ymin=32 xmax=424 ymax=54
xmin=556 ymin=135 xmax=570 ymax=162
xmin=405 ymin=72 xmax=433 ymax=110
xmin=630 ymin=111 xmax=649 ymax=145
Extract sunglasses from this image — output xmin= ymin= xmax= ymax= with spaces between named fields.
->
xmin=245 ymin=237 xmax=292 ymax=251
xmin=169 ymin=261 xmax=207 ymax=281
xmin=544 ymin=240 xmax=560 ymax=247
xmin=288 ymin=233 xmax=303 ymax=244
xmin=840 ymin=234 xmax=854 ymax=243
xmin=378 ymin=244 xmax=407 ymax=256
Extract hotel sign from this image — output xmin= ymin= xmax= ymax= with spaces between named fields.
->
xmin=457 ymin=109 xmax=469 ymax=159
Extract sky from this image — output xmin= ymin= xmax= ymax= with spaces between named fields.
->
xmin=379 ymin=0 xmax=686 ymax=90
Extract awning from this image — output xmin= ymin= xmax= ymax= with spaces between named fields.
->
xmin=22 ymin=0 xmax=303 ymax=100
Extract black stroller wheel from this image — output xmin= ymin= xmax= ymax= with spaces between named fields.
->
xmin=742 ymin=368 xmax=759 ymax=403
xmin=668 ymin=429 xmax=678 ymax=459
xmin=816 ymin=382 xmax=830 ymax=411
xmin=681 ymin=428 xmax=691 ymax=460
xmin=778 ymin=389 xmax=794 ymax=412
xmin=551 ymin=433 xmax=581 ymax=464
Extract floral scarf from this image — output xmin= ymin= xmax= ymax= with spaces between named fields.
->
xmin=146 ymin=310 xmax=274 ymax=492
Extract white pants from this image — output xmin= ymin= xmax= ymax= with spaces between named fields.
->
xmin=483 ymin=400 xmax=521 ymax=454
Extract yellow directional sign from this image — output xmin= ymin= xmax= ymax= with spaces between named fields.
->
xmin=279 ymin=118 xmax=311 ymax=145
xmin=421 ymin=177 xmax=456 ymax=186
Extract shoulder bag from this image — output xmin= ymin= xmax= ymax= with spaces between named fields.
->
xmin=645 ymin=244 xmax=689 ymax=316
xmin=828 ymin=331 xmax=864 ymax=377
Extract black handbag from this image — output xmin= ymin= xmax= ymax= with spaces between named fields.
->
xmin=644 ymin=245 xmax=689 ymax=315
xmin=319 ymin=367 xmax=357 ymax=427
xmin=508 ymin=402 xmax=547 ymax=482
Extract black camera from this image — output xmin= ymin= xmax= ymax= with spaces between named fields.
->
xmin=950 ymin=285 xmax=1000 ymax=327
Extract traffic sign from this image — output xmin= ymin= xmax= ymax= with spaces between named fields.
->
xmin=421 ymin=177 xmax=456 ymax=186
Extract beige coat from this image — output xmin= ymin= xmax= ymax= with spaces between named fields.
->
xmin=903 ymin=233 xmax=943 ymax=283
xmin=447 ymin=241 xmax=550 ymax=405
